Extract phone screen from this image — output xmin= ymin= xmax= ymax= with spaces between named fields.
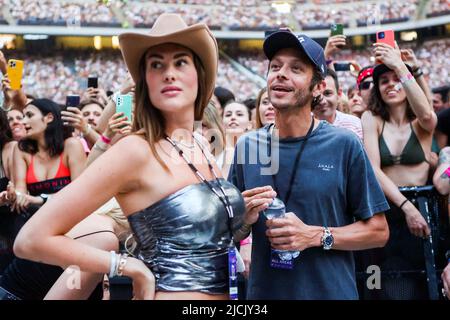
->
xmin=116 ymin=94 xmax=133 ymax=122
xmin=66 ymin=95 xmax=80 ymax=107
xmin=88 ymin=77 xmax=98 ymax=89
xmin=333 ymin=62 xmax=351 ymax=72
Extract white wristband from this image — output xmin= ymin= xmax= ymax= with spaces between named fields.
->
xmin=109 ymin=251 xmax=117 ymax=278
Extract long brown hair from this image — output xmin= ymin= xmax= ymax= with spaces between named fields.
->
xmin=368 ymin=78 xmax=415 ymax=122
xmin=132 ymin=47 xmax=208 ymax=170
xmin=255 ymin=87 xmax=267 ymax=129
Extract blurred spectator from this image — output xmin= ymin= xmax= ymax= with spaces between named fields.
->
xmin=213 ymin=86 xmax=235 ymax=110
xmin=432 ymin=86 xmax=449 ymax=113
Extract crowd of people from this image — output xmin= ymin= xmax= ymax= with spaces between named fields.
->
xmin=10 ymin=0 xmax=119 ymax=26
xmin=237 ymin=38 xmax=449 ymax=95
xmin=3 ymin=0 xmax=448 ymax=30
xmin=6 ymin=37 xmax=447 ymax=109
xmin=0 ymin=11 xmax=449 ymax=301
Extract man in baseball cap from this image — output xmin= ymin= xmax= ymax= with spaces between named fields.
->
xmin=228 ymin=29 xmax=389 ymax=299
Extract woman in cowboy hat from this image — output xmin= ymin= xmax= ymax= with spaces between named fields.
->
xmin=13 ymin=14 xmax=267 ymax=300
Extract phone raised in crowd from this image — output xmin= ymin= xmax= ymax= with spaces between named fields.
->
xmin=66 ymin=95 xmax=80 ymax=107
xmin=376 ymin=30 xmax=395 ymax=48
xmin=330 ymin=23 xmax=344 ymax=36
xmin=87 ymin=76 xmax=98 ymax=89
xmin=7 ymin=59 xmax=24 ymax=90
xmin=116 ymin=94 xmax=133 ymax=122
xmin=333 ymin=62 xmax=351 ymax=72
xmin=330 ymin=24 xmax=344 ymax=49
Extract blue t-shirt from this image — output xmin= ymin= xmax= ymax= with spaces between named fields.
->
xmin=228 ymin=121 xmax=389 ymax=300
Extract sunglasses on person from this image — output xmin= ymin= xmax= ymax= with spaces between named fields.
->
xmin=359 ymin=81 xmax=373 ymax=91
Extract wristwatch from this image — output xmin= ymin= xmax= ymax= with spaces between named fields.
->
xmin=321 ymin=227 xmax=334 ymax=250
xmin=39 ymin=193 xmax=50 ymax=205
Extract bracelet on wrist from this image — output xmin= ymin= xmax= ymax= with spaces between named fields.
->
xmin=399 ymin=199 xmax=409 ymax=210
xmin=240 ymin=235 xmax=252 ymax=246
xmin=413 ymin=69 xmax=423 ymax=78
xmin=93 ymin=141 xmax=108 ymax=152
xmin=100 ymin=134 xmax=112 ymax=144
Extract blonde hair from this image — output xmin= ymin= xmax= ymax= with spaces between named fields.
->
xmin=93 ymin=198 xmax=137 ymax=255
xmin=202 ymin=101 xmax=225 ymax=156
xmin=132 ymin=48 xmax=208 ymax=170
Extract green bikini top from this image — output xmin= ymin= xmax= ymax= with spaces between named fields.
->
xmin=379 ymin=121 xmax=428 ymax=167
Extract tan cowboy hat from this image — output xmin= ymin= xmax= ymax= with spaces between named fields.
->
xmin=119 ymin=13 xmax=218 ymax=103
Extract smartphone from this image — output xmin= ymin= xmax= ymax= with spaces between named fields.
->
xmin=6 ymin=59 xmax=24 ymax=90
xmin=376 ymin=30 xmax=395 ymax=48
xmin=330 ymin=23 xmax=344 ymax=36
xmin=333 ymin=62 xmax=351 ymax=72
xmin=66 ymin=95 xmax=80 ymax=107
xmin=116 ymin=94 xmax=133 ymax=122
xmin=87 ymin=76 xmax=98 ymax=89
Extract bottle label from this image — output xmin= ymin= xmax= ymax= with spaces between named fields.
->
xmin=269 ymin=249 xmax=295 ymax=270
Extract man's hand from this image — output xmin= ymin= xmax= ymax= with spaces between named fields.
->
xmin=61 ymin=107 xmax=89 ymax=134
xmin=266 ymin=212 xmax=321 ymax=251
xmin=241 ymin=186 xmax=276 ymax=225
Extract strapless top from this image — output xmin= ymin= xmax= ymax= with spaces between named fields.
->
xmin=127 ymin=178 xmax=246 ymax=294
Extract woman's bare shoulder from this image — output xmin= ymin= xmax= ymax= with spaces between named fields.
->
xmin=3 ymin=141 xmax=17 ymax=154
xmin=108 ymin=134 xmax=154 ymax=165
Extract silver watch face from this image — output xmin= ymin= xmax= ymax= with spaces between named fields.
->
xmin=323 ymin=235 xmax=334 ymax=249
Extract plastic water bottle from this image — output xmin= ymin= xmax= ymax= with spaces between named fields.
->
xmin=263 ymin=198 xmax=300 ymax=260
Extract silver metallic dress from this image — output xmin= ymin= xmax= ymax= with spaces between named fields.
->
xmin=127 ymin=179 xmax=245 ymax=294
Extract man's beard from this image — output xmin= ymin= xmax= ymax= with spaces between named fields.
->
xmin=270 ymin=88 xmax=313 ymax=111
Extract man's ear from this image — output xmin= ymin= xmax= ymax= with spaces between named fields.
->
xmin=338 ymin=88 xmax=343 ymax=97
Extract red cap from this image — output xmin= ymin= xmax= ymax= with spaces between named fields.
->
xmin=357 ymin=67 xmax=374 ymax=88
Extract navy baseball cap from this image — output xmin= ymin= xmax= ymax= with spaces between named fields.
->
xmin=263 ymin=30 xmax=327 ymax=78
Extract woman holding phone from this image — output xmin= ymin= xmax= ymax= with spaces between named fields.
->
xmin=14 ymin=14 xmax=268 ymax=300
xmin=361 ymin=42 xmax=437 ymax=299
xmin=8 ymin=98 xmax=86 ymax=214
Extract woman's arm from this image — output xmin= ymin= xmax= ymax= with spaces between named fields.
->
xmin=11 ymin=144 xmax=28 ymax=192
xmin=14 ymin=135 xmax=155 ymax=299
xmin=373 ymin=43 xmax=437 ymax=133
xmin=86 ymin=113 xmax=132 ymax=168
xmin=44 ymin=214 xmax=119 ymax=300
xmin=3 ymin=141 xmax=17 ymax=180
xmin=64 ymin=137 xmax=87 ymax=180
xmin=95 ymin=75 xmax=135 ymax=134
xmin=361 ymin=111 xmax=430 ymax=238
xmin=433 ymin=147 xmax=450 ymax=195
xmin=400 ymin=49 xmax=434 ymax=107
